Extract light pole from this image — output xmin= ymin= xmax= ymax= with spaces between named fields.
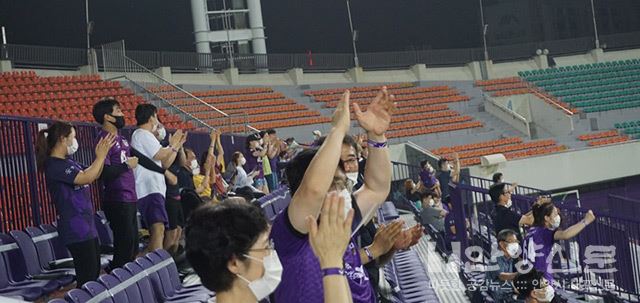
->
xmin=221 ymin=0 xmax=235 ymax=68
xmin=479 ymin=0 xmax=489 ymax=62
xmin=345 ymin=0 xmax=360 ymax=68
xmin=589 ymin=0 xmax=600 ymax=49
xmin=85 ymin=0 xmax=90 ymax=50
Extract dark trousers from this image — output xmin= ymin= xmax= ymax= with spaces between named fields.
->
xmin=67 ymin=238 xmax=100 ymax=287
xmin=102 ymin=201 xmax=139 ymax=269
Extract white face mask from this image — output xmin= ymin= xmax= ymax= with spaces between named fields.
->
xmin=429 ymin=198 xmax=435 ymax=207
xmin=427 ymin=165 xmax=434 ymax=173
xmin=339 ymin=189 xmax=353 ymax=217
xmin=346 ymin=172 xmax=358 ymax=187
xmin=157 ymin=127 xmax=166 ymax=141
xmin=535 ymin=285 xmax=555 ymax=302
xmin=550 ymin=215 xmax=561 ymax=229
xmin=67 ymin=138 xmax=79 ymax=155
xmin=505 ymin=199 xmax=513 ymax=208
xmin=151 ymin=117 xmax=159 ymax=132
xmin=506 ymin=242 xmax=520 ymax=258
xmin=237 ymin=251 xmax=283 ymax=301
xmin=240 ymin=157 xmax=247 ymax=166
xmin=190 ymin=160 xmax=200 ymax=175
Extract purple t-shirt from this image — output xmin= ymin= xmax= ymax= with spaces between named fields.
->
xmin=245 ymin=148 xmax=264 ymax=179
xmin=271 ymin=207 xmax=374 ymax=303
xmin=524 ymin=226 xmax=558 ymax=283
xmin=44 ymin=157 xmax=98 ymax=245
xmin=420 ymin=169 xmax=438 ymax=189
xmin=98 ymin=130 xmax=137 ymax=203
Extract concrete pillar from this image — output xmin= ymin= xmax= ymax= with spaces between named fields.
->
xmin=533 ymin=54 xmax=549 ymax=70
xmin=0 ymin=60 xmax=11 ymax=72
xmin=224 ymin=67 xmax=239 ymax=85
xmin=190 ymin=0 xmax=212 ymax=54
xmin=246 ymin=0 xmax=267 ymax=54
xmin=154 ymin=66 xmax=173 ymax=82
xmin=287 ymin=68 xmax=304 ymax=85
xmin=410 ymin=64 xmax=428 ymax=81
xmin=589 ymin=48 xmax=604 ymax=63
xmin=466 ymin=61 xmax=483 ymax=80
xmin=346 ymin=67 xmax=364 ymax=83
xmin=484 ymin=60 xmax=496 ymax=79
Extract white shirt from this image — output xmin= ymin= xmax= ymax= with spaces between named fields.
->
xmin=234 ymin=165 xmax=253 ymax=189
xmin=131 ymin=128 xmax=166 ymax=199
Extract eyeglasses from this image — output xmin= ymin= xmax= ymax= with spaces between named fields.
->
xmin=248 ymin=239 xmax=275 ymax=252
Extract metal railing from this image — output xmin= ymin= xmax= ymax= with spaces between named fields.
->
xmin=4 ymin=31 xmax=640 ymax=72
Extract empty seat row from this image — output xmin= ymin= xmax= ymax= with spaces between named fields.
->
xmin=587 ymin=136 xmax=630 ymax=147
xmin=323 ymin=94 xmax=470 ymax=109
xmin=577 ymin=130 xmax=619 ymax=141
xmin=311 ymin=86 xmax=451 ymax=102
xmin=386 ymin=121 xmax=483 ymax=139
xmin=304 ymin=83 xmax=413 ymax=96
xmin=432 ymin=137 xmax=523 ymax=154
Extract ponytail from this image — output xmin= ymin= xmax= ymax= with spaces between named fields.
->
xmin=35 ymin=121 xmax=74 ymax=169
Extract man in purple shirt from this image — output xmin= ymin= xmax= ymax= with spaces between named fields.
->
xmin=271 ymin=88 xmax=394 ymax=303
xmin=93 ymin=98 xmax=139 ymax=270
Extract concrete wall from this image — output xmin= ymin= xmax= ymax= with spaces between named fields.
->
xmin=527 ymin=93 xmax=575 ymax=136
xmin=467 ymin=140 xmax=640 ymax=191
xmin=484 ymin=97 xmax=531 ymax=138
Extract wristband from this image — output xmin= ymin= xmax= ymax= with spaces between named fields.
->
xmin=367 ymin=139 xmax=388 ymax=148
xmin=364 ymin=246 xmax=375 ymax=262
xmin=321 ymin=267 xmax=345 ymax=277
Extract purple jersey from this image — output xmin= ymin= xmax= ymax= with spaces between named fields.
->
xmin=44 ymin=157 xmax=98 ymax=245
xmin=524 ymin=226 xmax=558 ymax=283
xmin=271 ymin=207 xmax=374 ymax=303
xmin=98 ymin=130 xmax=137 ymax=203
xmin=245 ymin=148 xmax=264 ymax=179
xmin=420 ymin=169 xmax=438 ymax=189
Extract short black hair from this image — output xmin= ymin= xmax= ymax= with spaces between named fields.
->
xmin=492 ymin=172 xmax=503 ymax=183
xmin=266 ymin=129 xmax=276 ymax=135
xmin=285 ymin=148 xmax=319 ymax=195
xmin=185 ymin=201 xmax=268 ymax=292
xmin=246 ymin=133 xmax=261 ymax=149
xmin=92 ymin=98 xmax=120 ymax=125
xmin=315 ymin=134 xmax=358 ymax=153
xmin=497 ymin=229 xmax=517 ymax=243
xmin=420 ymin=159 xmax=429 ymax=168
xmin=437 ymin=157 xmax=448 ymax=169
xmin=135 ymin=104 xmax=158 ymax=126
xmin=419 ymin=191 xmax=434 ymax=201
xmin=488 ymin=183 xmax=507 ymax=204
xmin=514 ymin=268 xmax=544 ymax=299
xmin=259 ymin=131 xmax=267 ymax=138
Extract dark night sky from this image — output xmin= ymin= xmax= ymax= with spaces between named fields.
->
xmin=0 ymin=0 xmax=638 ymax=53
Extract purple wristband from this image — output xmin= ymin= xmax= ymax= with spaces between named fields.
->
xmin=364 ymin=246 xmax=375 ymax=262
xmin=321 ymin=267 xmax=345 ymax=277
xmin=367 ymin=139 xmax=388 ymax=148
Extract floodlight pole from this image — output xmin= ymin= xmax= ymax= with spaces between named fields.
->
xmin=345 ymin=0 xmax=360 ymax=68
xmin=479 ymin=0 xmax=489 ymax=62
xmin=589 ymin=0 xmax=600 ymax=49
xmin=85 ymin=0 xmax=90 ymax=50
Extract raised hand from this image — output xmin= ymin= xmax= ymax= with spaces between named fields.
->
xmin=169 ymin=129 xmax=184 ymax=147
xmin=353 ymin=87 xmax=395 ymax=136
xmin=180 ymin=131 xmax=188 ymax=146
xmin=95 ymin=134 xmax=115 ymax=159
xmin=306 ymin=191 xmax=355 ymax=268
xmin=331 ymin=90 xmax=351 ymax=134
xmin=584 ymin=210 xmax=596 ymax=225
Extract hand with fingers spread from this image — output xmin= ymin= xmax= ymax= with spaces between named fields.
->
xmin=169 ymin=129 xmax=184 ymax=148
xmin=331 ymin=90 xmax=351 ymax=134
xmin=306 ymin=191 xmax=355 ymax=269
xmin=353 ymin=87 xmax=396 ymax=136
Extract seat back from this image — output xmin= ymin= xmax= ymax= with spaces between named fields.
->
xmin=154 ymin=250 xmax=181 ymax=290
xmin=134 ymin=256 xmax=167 ymax=301
xmin=39 ymin=224 xmax=72 ymax=259
xmin=82 ymin=281 xmax=114 ymax=303
xmin=104 ymin=269 xmax=143 ymax=303
xmin=0 ymin=233 xmax=30 ymax=282
xmin=0 ymin=240 xmax=15 ymax=289
xmin=94 ymin=213 xmax=114 ymax=247
xmin=123 ymin=262 xmax=155 ymax=303
xmin=24 ymin=226 xmax=56 ymax=270
xmin=145 ymin=251 xmax=176 ymax=296
xmin=47 ymin=299 xmax=68 ymax=303
xmin=65 ymin=288 xmax=93 ymax=303
xmin=9 ymin=230 xmax=42 ymax=275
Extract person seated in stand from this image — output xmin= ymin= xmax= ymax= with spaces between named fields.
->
xmin=419 ymin=191 xmax=448 ymax=233
xmin=513 ymin=269 xmax=566 ymax=303
xmin=489 ymin=183 xmax=533 ymax=242
xmin=229 ymin=151 xmax=264 ymax=201
xmin=403 ymin=179 xmax=421 ymax=206
xmin=185 ymin=192 xmax=355 ymax=303
xmin=272 ymin=88 xmax=397 ymax=303
xmin=524 ymin=202 xmax=596 ymax=286
xmin=486 ymin=229 xmax=522 ymax=303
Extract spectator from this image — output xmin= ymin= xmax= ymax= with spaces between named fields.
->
xmin=183 ymin=148 xmax=212 ymax=201
xmin=486 ymin=229 xmax=522 ymax=303
xmin=493 ymin=172 xmax=518 ymax=193
xmin=403 ymin=179 xmax=421 ymax=204
xmin=261 ymin=129 xmax=281 ymax=191
xmin=131 ymin=104 xmax=186 ymax=252
xmin=208 ymin=129 xmax=228 ymax=200
xmin=229 ymin=151 xmax=264 ymax=201
xmin=489 ymin=183 xmax=533 ymax=242
xmin=524 ymin=202 xmax=596 ymax=285
xmin=513 ymin=269 xmax=560 ymax=303
xmin=92 ymin=98 xmax=139 ymax=271
xmin=272 ymin=88 xmax=395 ymax=303
xmin=185 ymin=191 xmax=355 ymax=303
xmin=436 ymin=153 xmax=460 ymax=203
xmin=246 ymin=134 xmax=269 ymax=194
xmin=164 ymin=151 xmax=185 ymax=255
xmin=36 ymin=121 xmax=115 ymax=287
xmin=418 ymin=160 xmax=440 ymax=197
xmin=419 ymin=191 xmax=448 ymax=233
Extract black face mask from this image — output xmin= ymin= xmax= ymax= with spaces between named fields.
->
xmin=110 ymin=115 xmax=125 ymax=129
